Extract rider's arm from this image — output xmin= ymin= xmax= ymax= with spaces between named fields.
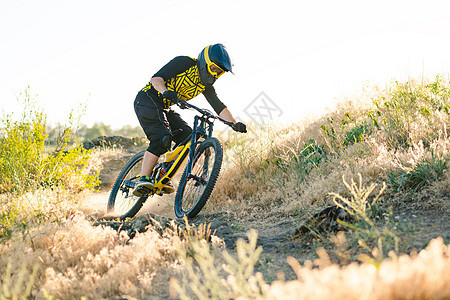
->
xmin=203 ymin=85 xmax=227 ymax=115
xmin=151 ymin=77 xmax=168 ymax=94
xmin=203 ymin=85 xmax=238 ymax=123
xmin=151 ymin=56 xmax=197 ymax=94
xmin=218 ymin=107 xmax=237 ymax=123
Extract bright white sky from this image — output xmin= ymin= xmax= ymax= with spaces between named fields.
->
xmin=1 ymin=0 xmax=450 ymax=129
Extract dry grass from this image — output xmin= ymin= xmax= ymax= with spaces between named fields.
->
xmin=1 ymin=77 xmax=450 ymax=299
xmin=1 ymin=214 xmax=449 ymax=299
xmin=0 ymin=213 xmax=184 ymax=299
xmin=212 ymin=77 xmax=450 ymax=216
xmin=267 ymin=237 xmax=449 ymax=300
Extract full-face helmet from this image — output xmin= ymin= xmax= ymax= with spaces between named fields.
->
xmin=197 ymin=43 xmax=233 ymax=85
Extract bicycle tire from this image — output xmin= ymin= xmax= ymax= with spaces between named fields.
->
xmin=174 ymin=137 xmax=223 ymax=218
xmin=108 ymin=150 xmax=149 ymax=220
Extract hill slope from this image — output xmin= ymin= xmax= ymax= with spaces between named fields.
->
xmin=1 ymin=76 xmax=449 ymax=299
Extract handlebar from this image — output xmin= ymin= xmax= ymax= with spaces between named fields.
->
xmin=175 ymin=98 xmax=234 ymax=127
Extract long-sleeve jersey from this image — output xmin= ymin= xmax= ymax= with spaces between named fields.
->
xmin=138 ymin=56 xmax=226 ymax=114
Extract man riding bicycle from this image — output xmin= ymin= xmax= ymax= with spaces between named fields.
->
xmin=133 ymin=43 xmax=247 ymax=197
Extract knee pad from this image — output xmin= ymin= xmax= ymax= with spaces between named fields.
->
xmin=161 ymin=135 xmax=172 ymax=152
xmin=173 ymin=128 xmax=192 ymax=145
xmin=148 ymin=134 xmax=172 ymax=156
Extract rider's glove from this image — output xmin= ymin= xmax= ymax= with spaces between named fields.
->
xmin=163 ymin=90 xmax=178 ymax=102
xmin=232 ymin=122 xmax=247 ymax=133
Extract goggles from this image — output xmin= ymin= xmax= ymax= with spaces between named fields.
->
xmin=204 ymin=45 xmax=225 ymax=78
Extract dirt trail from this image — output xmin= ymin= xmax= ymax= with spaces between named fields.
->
xmin=81 ymin=191 xmax=175 ymax=218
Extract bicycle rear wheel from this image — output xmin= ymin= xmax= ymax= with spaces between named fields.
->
xmin=174 ymin=138 xmax=223 ymax=218
xmin=108 ymin=151 xmax=149 ymax=220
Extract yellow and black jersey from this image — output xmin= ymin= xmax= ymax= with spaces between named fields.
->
xmin=139 ymin=56 xmax=226 ymax=114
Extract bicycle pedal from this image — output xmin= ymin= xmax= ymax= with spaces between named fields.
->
xmin=133 ymin=186 xmax=153 ymax=197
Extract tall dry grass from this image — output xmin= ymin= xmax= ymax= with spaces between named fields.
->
xmin=212 ymin=76 xmax=450 ymax=215
xmin=0 ymin=213 xmax=183 ymax=299
xmin=266 ymin=236 xmax=449 ymax=300
xmin=1 ymin=77 xmax=449 ymax=299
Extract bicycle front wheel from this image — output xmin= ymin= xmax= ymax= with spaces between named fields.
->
xmin=108 ymin=151 xmax=148 ymax=220
xmin=175 ymin=138 xmax=223 ymax=218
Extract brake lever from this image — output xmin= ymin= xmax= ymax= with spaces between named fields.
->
xmin=176 ymin=99 xmax=188 ymax=109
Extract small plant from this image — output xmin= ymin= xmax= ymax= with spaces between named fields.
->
xmin=273 ymin=139 xmax=327 ymax=185
xmin=330 ymin=174 xmax=399 ymax=264
xmin=343 ymin=121 xmax=373 ymax=146
xmin=320 ymin=111 xmax=375 ymax=158
xmin=0 ymin=260 xmax=39 ymax=300
xmin=388 ymin=150 xmax=448 ymax=192
xmin=320 ymin=117 xmax=336 ymax=139
xmin=0 ymin=201 xmax=22 ymax=240
xmin=174 ymin=229 xmax=267 ymax=299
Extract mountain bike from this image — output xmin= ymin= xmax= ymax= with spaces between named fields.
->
xmin=107 ymin=99 xmax=235 ymax=221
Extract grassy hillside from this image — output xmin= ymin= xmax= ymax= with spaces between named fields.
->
xmin=1 ymin=77 xmax=449 ymax=299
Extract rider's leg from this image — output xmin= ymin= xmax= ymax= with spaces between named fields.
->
xmin=133 ymin=151 xmax=160 ymax=196
xmin=134 ymin=94 xmax=173 ymax=195
xmin=140 ymin=151 xmax=159 ymax=177
xmin=133 ymin=136 xmax=172 ymax=196
xmin=134 ymin=134 xmax=172 ymax=195
xmin=150 ymin=109 xmax=192 ymax=194
xmin=166 ymin=109 xmax=192 ymax=145
xmin=140 ymin=134 xmax=171 ymax=177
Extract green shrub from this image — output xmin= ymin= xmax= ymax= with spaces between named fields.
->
xmin=344 ymin=121 xmax=373 ymax=146
xmin=273 ymin=138 xmax=327 ymax=184
xmin=373 ymin=76 xmax=450 ymax=149
xmin=388 ymin=150 xmax=448 ymax=192
xmin=0 ymin=90 xmax=47 ymax=193
xmin=320 ymin=76 xmax=450 ymax=153
xmin=0 ymin=87 xmax=100 ymax=194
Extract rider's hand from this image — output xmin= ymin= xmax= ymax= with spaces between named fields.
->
xmin=232 ymin=122 xmax=247 ymax=133
xmin=163 ymin=90 xmax=178 ymax=102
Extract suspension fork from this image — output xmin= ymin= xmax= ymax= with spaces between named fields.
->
xmin=185 ymin=116 xmax=214 ymax=176
xmin=185 ymin=116 xmax=200 ymax=176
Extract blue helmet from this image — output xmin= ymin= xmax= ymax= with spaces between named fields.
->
xmin=197 ymin=44 xmax=233 ymax=85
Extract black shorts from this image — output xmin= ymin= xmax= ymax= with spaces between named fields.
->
xmin=134 ymin=93 xmax=192 ymax=156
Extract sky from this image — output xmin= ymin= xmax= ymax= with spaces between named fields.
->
xmin=1 ymin=0 xmax=450 ymax=130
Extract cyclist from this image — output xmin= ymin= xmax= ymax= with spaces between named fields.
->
xmin=133 ymin=43 xmax=247 ymax=196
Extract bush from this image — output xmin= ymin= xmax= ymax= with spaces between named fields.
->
xmin=388 ymin=150 xmax=448 ymax=192
xmin=273 ymin=138 xmax=327 ymax=184
xmin=0 ymin=87 xmax=100 ymax=194
xmin=373 ymin=76 xmax=450 ymax=149
xmin=343 ymin=121 xmax=373 ymax=146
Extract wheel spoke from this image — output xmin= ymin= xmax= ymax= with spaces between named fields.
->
xmin=182 ymin=146 xmax=215 ymax=212
xmin=110 ymin=156 xmax=143 ymax=215
xmin=177 ymin=140 xmax=220 ymax=215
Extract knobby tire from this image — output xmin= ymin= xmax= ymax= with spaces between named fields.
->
xmin=108 ymin=151 xmax=148 ymax=221
xmin=174 ymin=138 xmax=223 ymax=218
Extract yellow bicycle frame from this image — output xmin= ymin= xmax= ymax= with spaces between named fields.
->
xmin=152 ymin=141 xmax=192 ymax=193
